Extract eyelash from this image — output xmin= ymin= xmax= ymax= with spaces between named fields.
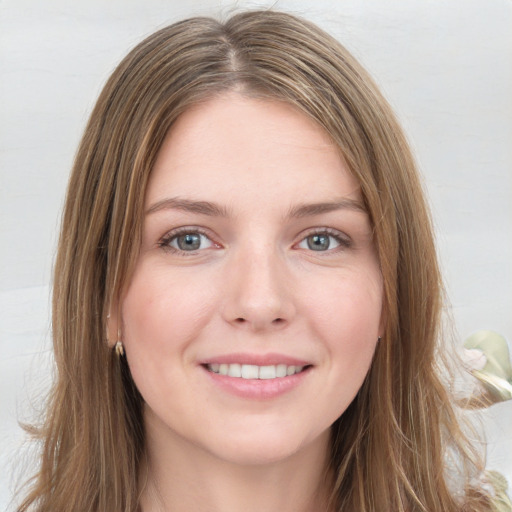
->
xmin=157 ymin=227 xmax=351 ymax=255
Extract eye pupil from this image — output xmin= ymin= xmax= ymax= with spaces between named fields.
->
xmin=177 ymin=233 xmax=201 ymax=250
xmin=307 ymin=234 xmax=330 ymax=251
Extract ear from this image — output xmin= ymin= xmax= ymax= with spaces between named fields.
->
xmin=106 ymin=301 xmax=121 ymax=348
xmin=378 ymin=301 xmax=387 ymax=341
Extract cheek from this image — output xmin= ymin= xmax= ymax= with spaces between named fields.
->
xmin=121 ymin=263 xmax=218 ymax=351
xmin=119 ymin=264 xmax=222 ymax=412
xmin=305 ymin=267 xmax=382 ymax=340
xmin=302 ymin=266 xmax=382 ymax=392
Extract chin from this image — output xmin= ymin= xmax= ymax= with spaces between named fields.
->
xmin=203 ymin=424 xmax=330 ymax=467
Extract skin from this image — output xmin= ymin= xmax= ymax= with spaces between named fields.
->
xmin=113 ymin=93 xmax=383 ymax=511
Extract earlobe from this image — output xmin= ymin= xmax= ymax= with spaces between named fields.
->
xmin=106 ymin=305 xmax=121 ymax=349
xmin=378 ymin=301 xmax=387 ymax=341
xmin=108 ymin=311 xmax=125 ymax=357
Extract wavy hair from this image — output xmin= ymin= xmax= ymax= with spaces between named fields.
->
xmin=19 ymin=10 xmax=491 ymax=512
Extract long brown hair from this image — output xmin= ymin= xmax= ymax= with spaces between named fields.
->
xmin=19 ymin=10 xmax=491 ymax=511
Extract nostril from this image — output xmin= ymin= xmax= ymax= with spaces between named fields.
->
xmin=231 ymin=317 xmax=287 ymax=328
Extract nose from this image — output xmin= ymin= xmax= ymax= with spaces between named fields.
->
xmin=221 ymin=245 xmax=296 ymax=332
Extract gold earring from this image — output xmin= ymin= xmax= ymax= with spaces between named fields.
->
xmin=114 ymin=328 xmax=124 ymax=357
xmin=115 ymin=340 xmax=124 ymax=357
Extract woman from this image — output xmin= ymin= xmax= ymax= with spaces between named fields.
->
xmin=18 ymin=10 xmax=501 ymax=512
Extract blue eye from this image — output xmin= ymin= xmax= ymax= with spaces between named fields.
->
xmin=162 ymin=231 xmax=214 ymax=252
xmin=297 ymin=232 xmax=344 ymax=252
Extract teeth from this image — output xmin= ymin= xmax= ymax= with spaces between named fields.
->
xmin=259 ymin=365 xmax=276 ymax=379
xmin=207 ymin=363 xmax=305 ymax=379
xmin=241 ymin=364 xmax=259 ymax=379
xmin=227 ymin=363 xmax=241 ymax=377
xmin=276 ymin=364 xmax=287 ymax=378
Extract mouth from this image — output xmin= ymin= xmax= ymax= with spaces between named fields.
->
xmin=204 ymin=363 xmax=310 ymax=380
xmin=201 ymin=357 xmax=312 ymax=399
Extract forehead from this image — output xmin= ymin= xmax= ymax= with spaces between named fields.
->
xmin=147 ymin=93 xmax=362 ymax=209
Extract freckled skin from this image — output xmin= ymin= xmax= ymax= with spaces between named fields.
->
xmin=118 ymin=93 xmax=383 ymax=472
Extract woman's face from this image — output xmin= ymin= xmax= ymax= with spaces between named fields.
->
xmin=119 ymin=93 xmax=383 ymax=466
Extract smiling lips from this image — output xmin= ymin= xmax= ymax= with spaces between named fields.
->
xmin=206 ymin=363 xmax=306 ymax=380
xmin=202 ymin=355 xmax=312 ymax=399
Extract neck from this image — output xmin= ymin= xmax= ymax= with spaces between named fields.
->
xmin=139 ymin=417 xmax=334 ymax=512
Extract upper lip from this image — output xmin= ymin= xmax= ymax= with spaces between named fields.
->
xmin=199 ymin=352 xmax=312 ymax=367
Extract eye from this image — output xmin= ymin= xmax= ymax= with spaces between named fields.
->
xmin=296 ymin=231 xmax=349 ymax=252
xmin=160 ymin=229 xmax=215 ymax=253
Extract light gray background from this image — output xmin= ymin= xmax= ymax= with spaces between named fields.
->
xmin=1 ymin=0 xmax=511 ymax=509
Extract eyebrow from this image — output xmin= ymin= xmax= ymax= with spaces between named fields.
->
xmin=146 ymin=196 xmax=366 ymax=218
xmin=287 ymin=198 xmax=367 ymax=218
xmin=146 ymin=197 xmax=230 ymax=217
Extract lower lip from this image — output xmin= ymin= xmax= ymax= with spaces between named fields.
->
xmin=202 ymin=366 xmax=311 ymax=400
